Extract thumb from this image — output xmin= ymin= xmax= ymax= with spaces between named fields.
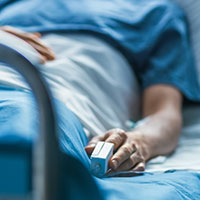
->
xmin=85 ymin=143 xmax=96 ymax=154
xmin=85 ymin=135 xmax=104 ymax=154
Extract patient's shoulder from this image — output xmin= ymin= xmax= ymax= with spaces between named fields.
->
xmin=141 ymin=0 xmax=189 ymax=33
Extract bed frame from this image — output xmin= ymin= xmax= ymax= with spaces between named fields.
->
xmin=0 ymin=44 xmax=102 ymax=200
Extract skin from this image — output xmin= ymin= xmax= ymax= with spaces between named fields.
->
xmin=0 ymin=26 xmax=55 ymax=63
xmin=85 ymin=85 xmax=182 ymax=172
xmin=1 ymin=26 xmax=183 ymax=172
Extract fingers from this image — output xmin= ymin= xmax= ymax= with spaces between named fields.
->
xmin=110 ymin=143 xmax=136 ymax=170
xmin=104 ymin=128 xmax=127 ymax=150
xmin=131 ymin=162 xmax=145 ymax=171
xmin=88 ymin=135 xmax=105 ymax=145
xmin=32 ymin=32 xmax=41 ymax=38
xmin=39 ymin=56 xmax=47 ymax=64
xmin=85 ymin=128 xmax=147 ymax=172
xmin=85 ymin=128 xmax=127 ymax=155
xmin=84 ymin=145 xmax=95 ymax=154
xmin=1 ymin=26 xmax=55 ymax=62
xmin=1 ymin=26 xmax=28 ymax=39
xmin=26 ymin=36 xmax=53 ymax=53
xmin=27 ymin=40 xmax=55 ymax=61
xmin=112 ymin=151 xmax=144 ymax=171
xmin=85 ymin=135 xmax=104 ymax=154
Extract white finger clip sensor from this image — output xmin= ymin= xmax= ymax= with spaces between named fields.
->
xmin=90 ymin=141 xmax=114 ymax=177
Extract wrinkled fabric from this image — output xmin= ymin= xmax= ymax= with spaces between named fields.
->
xmin=0 ymin=88 xmax=200 ymax=199
xmin=0 ymin=33 xmax=140 ymax=138
xmin=0 ymin=0 xmax=200 ymax=101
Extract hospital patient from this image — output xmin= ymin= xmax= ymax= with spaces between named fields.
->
xmin=0 ymin=0 xmax=200 ymax=173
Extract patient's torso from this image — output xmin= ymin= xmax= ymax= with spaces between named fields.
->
xmin=0 ymin=33 xmax=140 ymax=137
xmin=0 ymin=0 xmax=187 ymax=74
xmin=1 ymin=0 xmax=200 ymax=102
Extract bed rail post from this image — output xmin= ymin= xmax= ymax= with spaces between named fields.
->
xmin=0 ymin=44 xmax=62 ymax=200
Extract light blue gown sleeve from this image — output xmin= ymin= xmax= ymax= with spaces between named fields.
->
xmin=139 ymin=6 xmax=200 ymax=101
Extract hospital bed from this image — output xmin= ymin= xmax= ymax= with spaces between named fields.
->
xmin=0 ymin=41 xmax=103 ymax=200
xmin=0 ymin=42 xmax=61 ymax=200
xmin=0 ymin=1 xmax=200 ymax=200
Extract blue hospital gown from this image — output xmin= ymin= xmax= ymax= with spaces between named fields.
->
xmin=0 ymin=0 xmax=200 ymax=101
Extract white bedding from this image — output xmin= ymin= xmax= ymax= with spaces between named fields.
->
xmin=0 ymin=31 xmax=199 ymax=172
xmin=146 ymin=105 xmax=200 ymax=172
xmin=0 ymin=32 xmax=140 ymax=137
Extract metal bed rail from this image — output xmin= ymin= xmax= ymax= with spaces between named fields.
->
xmin=0 ymin=43 xmax=62 ymax=200
xmin=0 ymin=43 xmax=103 ymax=200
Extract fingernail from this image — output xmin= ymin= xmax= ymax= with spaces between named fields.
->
xmin=112 ymin=160 xmax=118 ymax=170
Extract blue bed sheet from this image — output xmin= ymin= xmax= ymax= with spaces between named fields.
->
xmin=0 ymin=87 xmax=200 ymax=200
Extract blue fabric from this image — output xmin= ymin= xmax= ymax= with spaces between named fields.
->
xmin=0 ymin=0 xmax=200 ymax=102
xmin=0 ymin=88 xmax=200 ymax=200
xmin=97 ymin=171 xmax=200 ymax=200
xmin=0 ymin=86 xmax=90 ymax=168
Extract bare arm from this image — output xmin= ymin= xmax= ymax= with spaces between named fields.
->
xmin=140 ymin=84 xmax=182 ymax=159
xmin=85 ymin=84 xmax=182 ymax=171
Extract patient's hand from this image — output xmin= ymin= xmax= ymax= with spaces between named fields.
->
xmin=0 ymin=26 xmax=55 ymax=63
xmin=85 ymin=128 xmax=148 ymax=172
xmin=85 ymin=85 xmax=183 ymax=172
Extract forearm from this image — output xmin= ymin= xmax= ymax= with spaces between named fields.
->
xmin=134 ymin=108 xmax=182 ymax=161
xmin=85 ymin=85 xmax=183 ymax=172
xmin=134 ymin=84 xmax=182 ymax=160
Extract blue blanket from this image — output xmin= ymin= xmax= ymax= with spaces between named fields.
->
xmin=0 ymin=88 xmax=200 ymax=199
